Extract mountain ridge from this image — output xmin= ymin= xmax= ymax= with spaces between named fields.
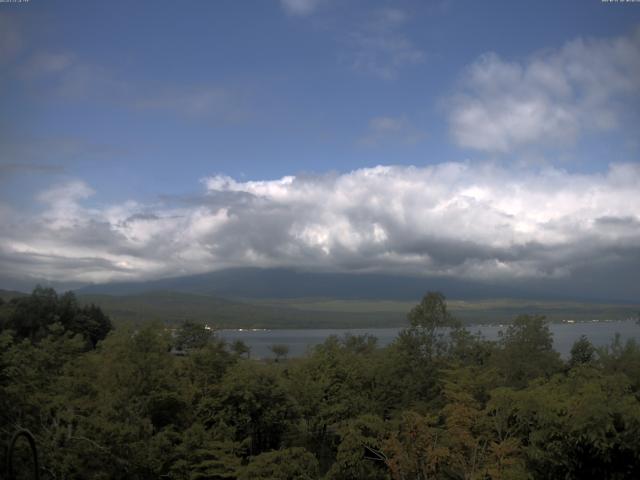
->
xmin=74 ymin=267 xmax=636 ymax=303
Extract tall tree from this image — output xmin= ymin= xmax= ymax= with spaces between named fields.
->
xmin=174 ymin=320 xmax=213 ymax=351
xmin=203 ymin=362 xmax=298 ymax=455
xmin=408 ymin=291 xmax=453 ymax=334
xmin=270 ymin=344 xmax=290 ymax=362
xmin=494 ymin=314 xmax=562 ymax=387
xmin=568 ymin=335 xmax=596 ymax=368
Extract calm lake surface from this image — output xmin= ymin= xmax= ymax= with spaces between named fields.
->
xmin=219 ymin=320 xmax=640 ymax=359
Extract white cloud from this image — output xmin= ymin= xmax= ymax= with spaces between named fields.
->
xmin=280 ymin=0 xmax=324 ymax=16
xmin=358 ymin=115 xmax=426 ymax=147
xmin=1 ymin=163 xmax=639 ymax=286
xmin=19 ymin=51 xmax=76 ymax=76
xmin=133 ymin=86 xmax=249 ymax=120
xmin=37 ymin=181 xmax=95 ymax=229
xmin=278 ymin=3 xmax=423 ymax=79
xmin=449 ymin=27 xmax=640 ymax=153
xmin=0 ymin=13 xmax=22 ymax=65
xmin=13 ymin=50 xmax=247 ymax=121
xmin=370 ymin=116 xmax=405 ymax=132
xmin=346 ymin=8 xmax=424 ymax=79
xmin=21 ymin=51 xmax=130 ymax=101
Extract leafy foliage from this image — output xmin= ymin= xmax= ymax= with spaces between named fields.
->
xmin=494 ymin=314 xmax=563 ymax=387
xmin=569 ymin=334 xmax=596 ymax=368
xmin=174 ymin=320 xmax=214 ymax=351
xmin=238 ymin=447 xmax=319 ymax=480
xmin=2 ymin=289 xmax=640 ymax=479
xmin=1 ymin=286 xmax=112 ymax=348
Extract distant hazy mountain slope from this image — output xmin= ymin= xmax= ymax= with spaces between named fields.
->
xmin=77 ymin=290 xmax=407 ymax=329
xmin=75 ymin=267 xmax=637 ymax=303
xmin=0 ymin=289 xmax=28 ymax=301
xmin=75 ymin=291 xmax=640 ymax=329
xmin=76 ymin=267 xmax=531 ymax=300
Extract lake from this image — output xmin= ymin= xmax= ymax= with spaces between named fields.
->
xmin=218 ymin=320 xmax=640 ymax=359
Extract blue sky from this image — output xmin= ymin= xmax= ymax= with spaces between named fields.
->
xmin=1 ymin=0 xmax=639 ymax=294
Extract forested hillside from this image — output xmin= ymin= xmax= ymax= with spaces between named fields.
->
xmin=2 ymin=288 xmax=640 ymax=479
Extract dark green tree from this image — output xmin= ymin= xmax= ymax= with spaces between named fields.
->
xmin=169 ymin=424 xmax=241 ymax=480
xmin=408 ymin=291 xmax=452 ymax=333
xmin=175 ymin=320 xmax=213 ymax=351
xmin=270 ymin=344 xmax=290 ymax=362
xmin=183 ymin=339 xmax=236 ymax=400
xmin=230 ymin=339 xmax=251 ymax=358
xmin=341 ymin=333 xmax=378 ymax=355
xmin=203 ymin=362 xmax=298 ymax=455
xmin=494 ymin=314 xmax=562 ymax=387
xmin=508 ymin=370 xmax=640 ymax=479
xmin=1 ymin=287 xmax=111 ymax=348
xmin=325 ymin=414 xmax=389 ymax=480
xmin=8 ymin=285 xmax=59 ymax=342
xmin=568 ymin=335 xmax=596 ymax=368
xmin=238 ymin=447 xmax=319 ymax=480
xmin=73 ymin=303 xmax=113 ymax=348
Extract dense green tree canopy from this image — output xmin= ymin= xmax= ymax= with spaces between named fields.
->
xmin=0 ymin=286 xmax=112 ymax=348
xmin=2 ymin=289 xmax=640 ymax=479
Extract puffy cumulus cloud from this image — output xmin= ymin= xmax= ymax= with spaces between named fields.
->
xmin=1 ymin=163 xmax=639 ymax=287
xmin=449 ymin=26 xmax=640 ymax=153
xmin=37 ymin=181 xmax=95 ymax=229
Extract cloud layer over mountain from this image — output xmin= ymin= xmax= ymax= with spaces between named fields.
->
xmin=1 ymin=162 xmax=638 ymax=295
